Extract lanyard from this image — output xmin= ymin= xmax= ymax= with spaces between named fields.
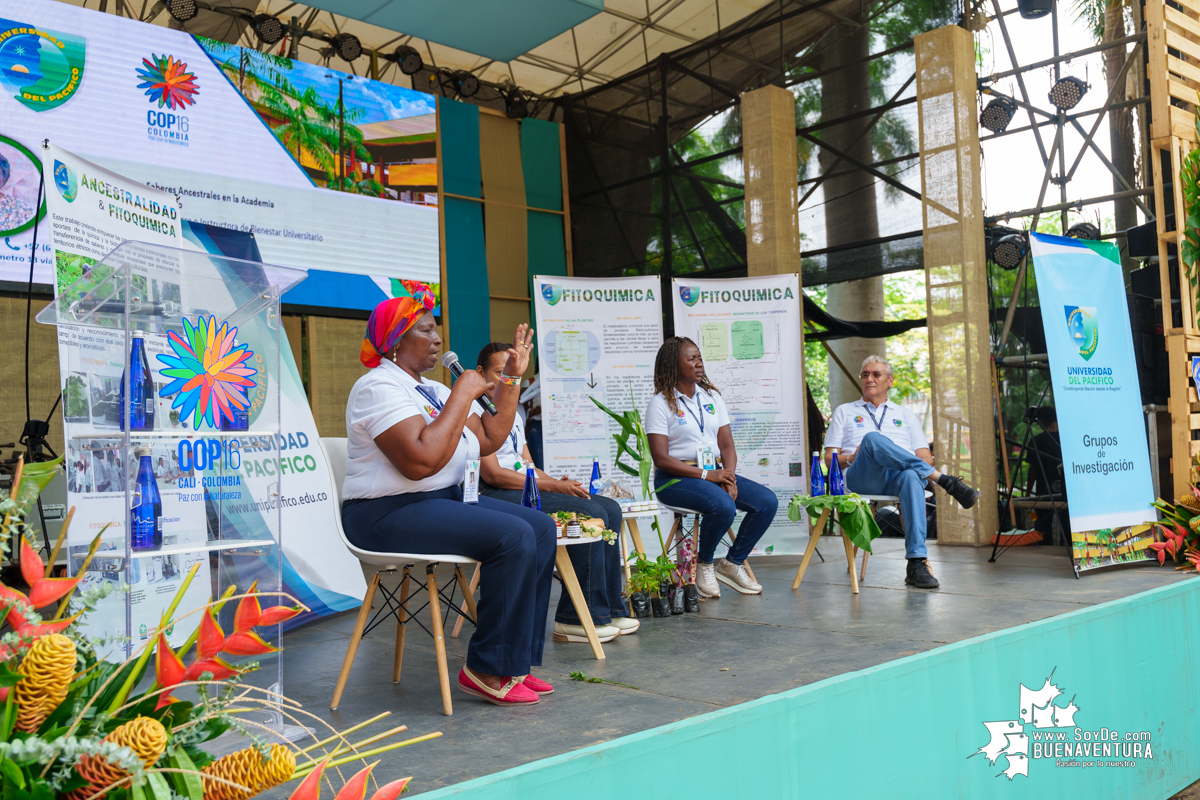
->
xmin=415 ymin=385 xmax=467 ymax=441
xmin=680 ymin=393 xmax=705 ymax=433
xmin=508 ymin=429 xmax=520 ymax=455
xmin=863 ymin=402 xmax=888 ymax=431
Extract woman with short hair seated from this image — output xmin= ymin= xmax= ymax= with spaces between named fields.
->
xmin=341 ymin=284 xmax=557 ymax=707
xmin=647 ymin=336 xmax=779 ymax=597
xmin=475 ymin=343 xmax=639 ymax=644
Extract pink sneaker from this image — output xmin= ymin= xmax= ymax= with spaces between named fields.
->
xmin=520 ymin=674 xmax=554 ymax=695
xmin=458 ymin=667 xmax=540 ymax=706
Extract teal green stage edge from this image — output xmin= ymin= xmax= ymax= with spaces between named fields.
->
xmin=521 ymin=118 xmax=563 ymax=212
xmin=421 ymin=579 xmax=1200 ymax=799
xmin=440 ymin=99 xmax=481 ymax=199
xmin=443 ymin=198 xmax=491 ymax=368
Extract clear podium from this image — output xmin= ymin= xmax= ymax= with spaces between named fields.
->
xmin=36 ymin=241 xmax=306 ymax=707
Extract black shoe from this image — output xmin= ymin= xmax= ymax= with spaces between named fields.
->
xmin=906 ymin=558 xmax=940 ymax=589
xmin=940 ymin=475 xmax=980 ymax=509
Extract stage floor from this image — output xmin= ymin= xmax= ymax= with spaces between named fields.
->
xmin=260 ymin=539 xmax=1191 ymax=796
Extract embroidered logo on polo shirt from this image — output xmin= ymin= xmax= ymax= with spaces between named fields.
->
xmin=703 ymin=403 xmax=715 ymax=414
xmin=893 ymin=418 xmax=903 ymax=427
xmin=424 ymin=405 xmax=438 ymax=418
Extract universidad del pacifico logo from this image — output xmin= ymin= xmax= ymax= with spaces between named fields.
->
xmin=971 ymin=668 xmax=1154 ymax=780
xmin=0 ymin=20 xmax=86 ymax=112
xmin=1064 ymin=305 xmax=1099 ymax=361
xmin=136 ymin=53 xmax=199 ymax=147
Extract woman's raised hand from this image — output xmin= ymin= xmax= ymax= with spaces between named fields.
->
xmin=503 ymin=323 xmax=535 ymax=378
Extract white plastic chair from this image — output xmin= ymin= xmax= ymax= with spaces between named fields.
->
xmin=320 ymin=437 xmax=478 ymax=717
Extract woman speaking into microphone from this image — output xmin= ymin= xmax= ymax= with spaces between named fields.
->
xmin=340 ymin=283 xmax=557 ymax=707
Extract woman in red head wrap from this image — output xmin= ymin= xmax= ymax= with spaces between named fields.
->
xmin=341 ymin=282 xmax=554 ymax=707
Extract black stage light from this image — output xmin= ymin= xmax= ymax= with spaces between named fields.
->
xmin=392 ymin=45 xmax=424 ymax=75
xmin=1048 ymin=76 xmax=1088 ymax=111
xmin=166 ymin=0 xmax=198 ymax=22
xmin=252 ymin=15 xmax=284 ymax=46
xmin=1066 ymin=222 xmax=1101 ymax=240
xmin=987 ymin=227 xmax=1028 ymax=270
xmin=451 ymin=70 xmax=480 ymax=98
xmin=1017 ymin=0 xmax=1054 ymax=19
xmin=980 ymin=96 xmax=1018 ymax=133
xmin=503 ymin=86 xmax=530 ymax=118
xmin=332 ymin=33 xmax=362 ymax=62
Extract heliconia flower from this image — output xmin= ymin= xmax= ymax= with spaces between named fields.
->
xmin=15 ymin=613 xmax=81 ymax=638
xmin=257 ymin=605 xmax=303 ymax=626
xmin=222 ymin=630 xmax=278 ymax=656
xmin=0 ymin=584 xmax=33 ymax=630
xmin=233 ymin=581 xmax=261 ymax=631
xmin=332 ymin=763 xmax=375 ymax=800
xmin=19 ymin=537 xmax=44 ymax=589
xmin=183 ymin=656 xmax=238 ymax=682
xmin=197 ymin=604 xmax=225 ymax=659
xmin=368 ymin=778 xmax=412 ymax=800
xmin=14 ymin=537 xmax=80 ymax=610
xmin=287 ymin=759 xmax=328 ymax=800
xmin=156 ymin=632 xmax=186 ymax=690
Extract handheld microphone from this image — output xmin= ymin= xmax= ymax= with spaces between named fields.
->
xmin=442 ymin=351 xmax=498 ymax=416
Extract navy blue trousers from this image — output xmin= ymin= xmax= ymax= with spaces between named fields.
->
xmin=654 ymin=472 xmax=779 ymax=564
xmin=482 ymin=487 xmax=627 ymax=625
xmin=342 ymin=490 xmax=557 ymax=677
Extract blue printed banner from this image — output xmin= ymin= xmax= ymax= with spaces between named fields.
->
xmin=1031 ymin=233 xmax=1154 ymax=533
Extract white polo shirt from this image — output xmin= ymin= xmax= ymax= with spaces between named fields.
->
xmin=645 ymin=386 xmax=730 ymax=461
xmin=343 ymin=359 xmax=481 ymax=499
xmin=493 ymin=415 xmax=527 ymax=473
xmin=824 ymin=398 xmax=928 ymax=457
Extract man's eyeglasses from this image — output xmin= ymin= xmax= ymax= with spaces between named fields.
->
xmin=860 ymin=370 xmax=888 ymax=379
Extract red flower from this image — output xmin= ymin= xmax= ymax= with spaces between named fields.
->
xmin=222 ymin=630 xmax=278 ymax=656
xmin=197 ymin=604 xmax=225 ymax=659
xmin=287 ymin=759 xmax=328 ymax=800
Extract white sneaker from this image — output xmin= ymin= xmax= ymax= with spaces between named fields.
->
xmin=553 ymin=621 xmax=620 ymax=643
xmin=696 ymin=562 xmax=721 ymax=598
xmin=715 ymin=558 xmax=762 ymax=595
xmin=610 ymin=617 xmax=640 ymax=635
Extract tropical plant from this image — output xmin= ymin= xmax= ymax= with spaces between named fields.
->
xmin=1179 ymin=99 xmax=1200 ymax=315
xmin=198 ymin=37 xmax=294 ymax=97
xmin=0 ymin=458 xmax=438 ymax=800
xmin=256 ymin=85 xmax=338 ymax=178
xmin=787 ymin=492 xmax=883 ymax=554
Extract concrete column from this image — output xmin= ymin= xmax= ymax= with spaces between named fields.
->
xmin=915 ymin=24 xmax=999 ymax=546
xmin=742 ymin=84 xmax=801 ymax=278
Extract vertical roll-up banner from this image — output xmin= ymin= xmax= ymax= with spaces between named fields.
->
xmin=671 ymin=275 xmax=808 ymax=555
xmin=1030 ymin=232 xmax=1156 ymax=572
xmin=532 ymin=275 xmax=664 ymax=508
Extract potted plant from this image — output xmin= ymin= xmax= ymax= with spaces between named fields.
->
xmin=626 ymin=555 xmax=655 ymax=618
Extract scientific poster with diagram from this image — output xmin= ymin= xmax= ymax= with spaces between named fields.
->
xmin=533 ymin=275 xmax=663 ymax=505
xmin=672 ymin=275 xmax=808 ymax=555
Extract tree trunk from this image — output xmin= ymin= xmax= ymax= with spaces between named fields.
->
xmin=818 ymin=16 xmax=885 ymax=407
xmin=1104 ymin=0 xmax=1138 ymax=278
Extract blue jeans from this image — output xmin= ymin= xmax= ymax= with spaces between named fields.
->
xmin=481 ymin=486 xmax=627 ymax=625
xmin=844 ymin=432 xmax=934 ymax=559
xmin=653 ymin=472 xmax=779 ymax=564
xmin=342 ymin=490 xmax=557 ymax=678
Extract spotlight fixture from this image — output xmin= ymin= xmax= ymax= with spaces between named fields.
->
xmin=1066 ymin=222 xmax=1101 ymax=240
xmin=1016 ymin=0 xmax=1054 ymax=19
xmin=1048 ymin=76 xmax=1088 ymax=111
xmin=986 ymin=226 xmax=1027 ymax=270
xmin=390 ymin=45 xmax=424 ymax=76
xmin=979 ymin=95 xmax=1018 ymax=134
xmin=503 ymin=86 xmax=531 ymax=119
xmin=252 ymin=14 xmax=285 ymax=46
xmin=166 ymin=0 xmax=198 ymax=23
xmin=451 ymin=70 xmax=480 ymax=98
xmin=331 ymin=33 xmax=362 ymax=63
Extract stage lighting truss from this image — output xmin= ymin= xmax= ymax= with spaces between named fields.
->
xmin=166 ymin=0 xmax=198 ymax=23
xmin=252 ymin=14 xmax=285 ymax=46
xmin=451 ymin=70 xmax=480 ymax=98
xmin=980 ymin=95 xmax=1018 ymax=134
xmin=503 ymin=86 xmax=531 ymax=118
xmin=1048 ymin=76 xmax=1088 ymax=112
xmin=331 ymin=33 xmax=362 ymax=62
xmin=1066 ymin=222 xmax=1101 ymax=240
xmin=390 ymin=45 xmax=424 ymax=75
xmin=986 ymin=226 xmax=1028 ymax=270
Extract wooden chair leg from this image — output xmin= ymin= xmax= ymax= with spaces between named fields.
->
xmin=425 ymin=565 xmax=453 ymax=716
xmin=849 ymin=545 xmax=857 ymax=573
xmin=392 ymin=567 xmax=410 ymax=683
xmin=663 ymin=516 xmax=681 ymax=556
xmin=451 ymin=564 xmax=480 ymax=639
xmin=793 ymin=508 xmax=830 ymax=589
xmin=859 ymin=549 xmax=869 ymax=583
xmin=841 ymin=532 xmax=860 ymax=594
xmin=626 ymin=518 xmax=647 ymax=558
xmin=454 ymin=565 xmax=479 ymax=626
xmin=556 ymin=545 xmax=605 ymax=660
xmin=331 ymin=572 xmax=380 ymax=710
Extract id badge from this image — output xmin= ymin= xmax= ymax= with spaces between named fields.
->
xmin=697 ymin=445 xmax=717 ymax=471
xmin=463 ymin=459 xmax=480 ymax=504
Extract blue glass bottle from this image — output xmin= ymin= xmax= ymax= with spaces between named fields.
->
xmin=131 ymin=446 xmax=162 ymax=552
xmin=828 ymin=448 xmax=846 ymax=496
xmin=590 ymin=459 xmax=602 ymax=495
xmin=521 ymin=466 xmax=541 ymax=510
xmin=809 ymin=451 xmax=826 ymax=496
xmin=119 ymin=331 xmax=155 ymax=431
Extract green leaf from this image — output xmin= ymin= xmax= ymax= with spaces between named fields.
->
xmin=145 ymin=772 xmax=172 ymax=800
xmin=167 ymin=750 xmax=204 ymax=800
xmin=182 ymin=745 xmax=214 ymax=770
xmin=14 ymin=458 xmax=63 ymax=509
xmin=0 ymin=664 xmax=21 ymax=689
xmin=131 ymin=779 xmax=147 ymax=800
xmin=0 ymin=760 xmax=24 ymax=790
